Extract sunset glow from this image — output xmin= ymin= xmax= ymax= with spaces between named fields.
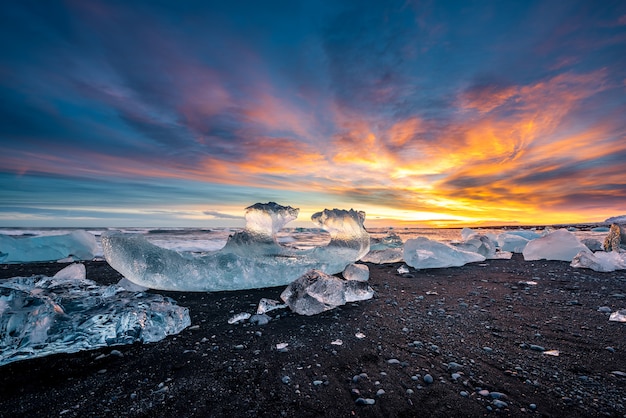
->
xmin=1 ymin=1 xmax=624 ymax=227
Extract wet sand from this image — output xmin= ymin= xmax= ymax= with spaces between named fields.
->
xmin=1 ymin=256 xmax=626 ymax=417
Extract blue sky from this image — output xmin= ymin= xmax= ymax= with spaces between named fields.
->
xmin=1 ymin=0 xmax=625 ymax=227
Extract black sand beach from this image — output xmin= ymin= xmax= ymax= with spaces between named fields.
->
xmin=1 ymin=256 xmax=626 ymax=417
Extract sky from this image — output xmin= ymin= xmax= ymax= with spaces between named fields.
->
xmin=1 ymin=0 xmax=625 ymax=228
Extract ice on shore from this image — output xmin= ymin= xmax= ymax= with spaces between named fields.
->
xmin=362 ymin=231 xmax=404 ymax=264
xmin=361 ymin=248 xmax=404 ymax=264
xmin=403 ymin=237 xmax=485 ymax=269
xmin=496 ymin=231 xmax=540 ymax=253
xmin=603 ymin=224 xmax=626 ymax=252
xmin=0 ymin=264 xmax=190 ymax=366
xmin=571 ymin=250 xmax=626 ymax=272
xmin=342 ymin=263 xmax=369 ymax=282
xmin=102 ymin=203 xmax=370 ymax=291
xmin=0 ymin=230 xmax=97 ymax=263
xmin=453 ymin=233 xmax=497 ymax=259
xmin=280 ymin=269 xmax=374 ymax=315
xmin=523 ymin=229 xmax=589 ymax=261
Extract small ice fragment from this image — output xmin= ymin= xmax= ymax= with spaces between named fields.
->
xmin=343 ymin=263 xmax=369 ymax=282
xmin=611 ymin=371 xmax=626 ymax=377
xmin=609 ymin=310 xmax=626 ymax=322
xmin=543 ymin=350 xmax=560 ymax=356
xmin=518 ymin=280 xmax=538 ymax=286
xmin=355 ymin=332 xmax=366 ymax=339
xmin=228 ymin=312 xmax=251 ymax=324
xmin=425 ymin=291 xmax=438 ymax=295
xmin=397 ymin=265 xmax=409 ymax=274
xmin=331 ymin=339 xmax=343 ymax=345
xmin=118 ymin=277 xmax=149 ymax=292
xmin=276 ymin=342 xmax=289 ymax=350
xmin=256 ymin=298 xmax=286 ymax=314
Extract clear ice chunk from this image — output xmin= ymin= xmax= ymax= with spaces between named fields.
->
xmin=342 ymin=263 xmax=369 ymax=282
xmin=360 ymin=248 xmax=404 ymax=264
xmin=522 ymin=229 xmax=590 ymax=261
xmin=496 ymin=233 xmax=531 ymax=253
xmin=280 ymin=269 xmax=374 ymax=316
xmin=571 ymin=250 xmax=626 ymax=272
xmin=0 ymin=264 xmax=190 ymax=366
xmin=0 ymin=230 xmax=97 ymax=263
xmin=609 ymin=309 xmax=626 ymax=322
xmin=102 ymin=203 xmax=370 ymax=291
xmin=453 ymin=233 xmax=497 ymax=259
xmin=369 ymin=232 xmax=403 ymax=250
xmin=256 ymin=298 xmax=286 ymax=314
xmin=603 ymin=223 xmax=626 ymax=252
xmin=403 ymin=237 xmax=485 ymax=269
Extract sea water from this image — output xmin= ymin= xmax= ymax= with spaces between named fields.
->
xmin=0 ymin=225 xmax=610 ymax=259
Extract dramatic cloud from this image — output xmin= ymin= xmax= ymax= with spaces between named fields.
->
xmin=0 ymin=0 xmax=625 ymax=226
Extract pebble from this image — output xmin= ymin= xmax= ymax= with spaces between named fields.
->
xmin=313 ymin=380 xmax=323 ymax=386
xmin=376 ymin=389 xmax=385 ymax=396
xmin=598 ymin=306 xmax=612 ymax=313
xmin=460 ymin=391 xmax=469 ymax=397
xmin=529 ymin=344 xmax=545 ymax=352
xmin=448 ymin=362 xmax=463 ymax=371
xmin=423 ymin=374 xmax=434 ymax=384
xmin=493 ymin=400 xmax=508 ymax=408
xmin=355 ymin=397 xmax=375 ymax=405
xmin=406 ymin=389 xmax=414 ymax=395
xmin=109 ymin=350 xmax=123 ymax=357
xmin=482 ymin=347 xmax=493 ymax=353
xmin=529 ymin=403 xmax=537 ymax=410
xmin=490 ymin=392 xmax=506 ymax=399
xmin=281 ymin=376 xmax=291 ymax=384
xmin=387 ymin=358 xmax=401 ymax=364
xmin=606 ymin=346 xmax=616 ymax=353
xmin=451 ymin=373 xmax=461 ymax=381
xmin=478 ymin=389 xmax=490 ymax=397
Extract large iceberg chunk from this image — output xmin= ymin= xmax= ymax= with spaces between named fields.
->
xmin=102 ymin=203 xmax=370 ymax=291
xmin=522 ymin=229 xmax=590 ymax=261
xmin=452 ymin=233 xmax=497 ymax=259
xmin=571 ymin=250 xmax=626 ymax=272
xmin=0 ymin=230 xmax=97 ymax=263
xmin=280 ymin=269 xmax=374 ymax=316
xmin=0 ymin=264 xmax=190 ymax=366
xmin=603 ymin=223 xmax=626 ymax=252
xmin=403 ymin=237 xmax=485 ymax=269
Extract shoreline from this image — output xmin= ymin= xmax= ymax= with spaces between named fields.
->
xmin=1 ymin=257 xmax=626 ymax=417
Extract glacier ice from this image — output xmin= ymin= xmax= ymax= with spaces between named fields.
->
xmin=571 ymin=250 xmax=626 ymax=272
xmin=342 ymin=263 xmax=369 ymax=282
xmin=363 ymin=231 xmax=404 ymax=264
xmin=102 ymin=203 xmax=370 ymax=291
xmin=403 ymin=237 xmax=485 ymax=269
xmin=256 ymin=298 xmax=287 ymax=314
xmin=280 ymin=269 xmax=374 ymax=316
xmin=0 ymin=230 xmax=97 ymax=263
xmin=453 ymin=233 xmax=497 ymax=259
xmin=496 ymin=232 xmax=535 ymax=253
xmin=0 ymin=264 xmax=190 ymax=366
xmin=603 ymin=223 xmax=626 ymax=252
xmin=361 ymin=248 xmax=404 ymax=264
xmin=369 ymin=232 xmax=403 ymax=251
xmin=523 ymin=229 xmax=590 ymax=261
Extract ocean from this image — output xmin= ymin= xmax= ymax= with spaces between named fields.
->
xmin=0 ymin=225 xmax=611 ymax=259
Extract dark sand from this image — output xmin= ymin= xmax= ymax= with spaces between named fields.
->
xmin=1 ymin=256 xmax=626 ymax=417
